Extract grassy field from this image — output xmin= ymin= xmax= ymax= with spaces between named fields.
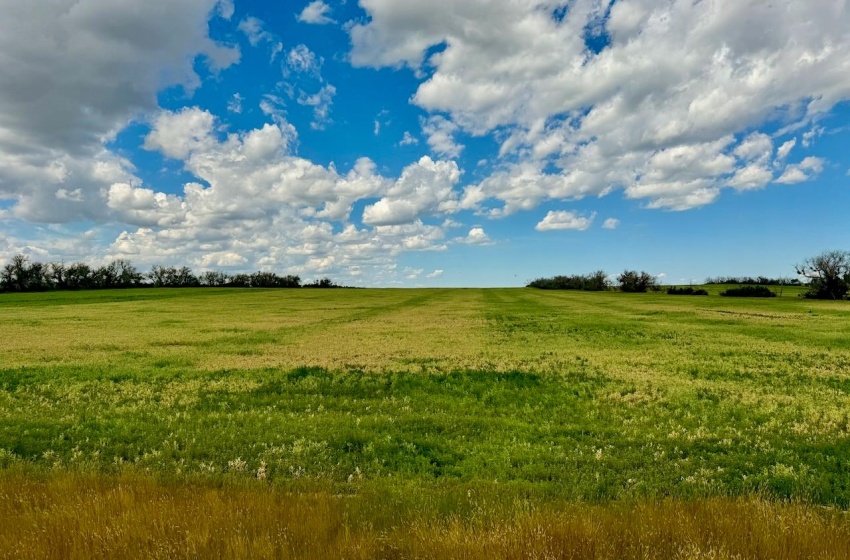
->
xmin=1 ymin=287 xmax=850 ymax=558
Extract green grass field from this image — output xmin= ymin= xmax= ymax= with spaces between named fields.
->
xmin=1 ymin=287 xmax=850 ymax=558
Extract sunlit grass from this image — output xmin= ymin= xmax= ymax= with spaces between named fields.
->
xmin=1 ymin=287 xmax=849 ymax=556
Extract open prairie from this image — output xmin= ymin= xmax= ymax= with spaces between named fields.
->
xmin=1 ymin=287 xmax=849 ymax=558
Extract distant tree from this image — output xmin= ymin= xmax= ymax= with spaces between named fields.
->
xmin=227 ymin=273 xmax=251 ymax=287
xmin=49 ymin=262 xmax=67 ymax=290
xmin=705 ymin=276 xmax=801 ymax=286
xmin=149 ymin=265 xmax=176 ymax=287
xmin=0 ymin=255 xmax=306 ymax=292
xmin=304 ymin=277 xmax=340 ymax=288
xmin=527 ymin=271 xmax=610 ymax=291
xmin=796 ymin=250 xmax=850 ymax=300
xmin=148 ymin=265 xmax=198 ymax=287
xmin=1 ymin=254 xmax=51 ymax=292
xmin=280 ymin=275 xmax=302 ymax=288
xmin=65 ymin=262 xmax=95 ymax=290
xmin=617 ymin=270 xmax=658 ymax=293
xmin=200 ymin=270 xmax=231 ymax=287
xmin=249 ymin=271 xmax=302 ymax=288
xmin=173 ymin=266 xmax=200 ymax=287
xmin=1 ymin=254 xmax=30 ymax=292
xmin=585 ymin=270 xmax=610 ymax=291
xmin=26 ymin=261 xmax=52 ymax=291
xmin=111 ymin=260 xmax=144 ymax=288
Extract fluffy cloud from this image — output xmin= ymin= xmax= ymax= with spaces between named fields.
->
xmin=227 ymin=93 xmax=244 ymax=114
xmin=287 ymin=45 xmax=323 ymax=75
xmin=298 ymin=85 xmax=337 ymax=130
xmin=362 ymin=157 xmax=461 ymax=225
xmin=141 ymin=108 xmax=380 ymax=221
xmin=399 ymin=131 xmax=419 ymax=146
xmin=0 ymin=0 xmax=238 ymax=223
xmin=238 ymin=17 xmax=274 ymax=46
xmin=776 ymin=139 xmax=797 ymax=161
xmin=298 ymin=1 xmax=335 ymax=25
xmin=776 ymin=157 xmax=826 ymax=185
xmin=404 ymin=267 xmax=424 ymax=279
xmin=107 ymin=183 xmax=186 ymax=228
xmin=144 ymin=108 xmax=218 ymax=160
xmin=457 ymin=227 xmax=492 ymax=245
xmin=0 ymin=2 xmax=476 ymax=285
xmin=351 ymin=0 xmax=850 ymax=212
xmin=535 ymin=211 xmax=596 ymax=232
xmin=421 ymin=116 xmax=464 ymax=158
xmin=101 ymin=110 xmax=460 ymax=282
xmin=602 ymin=218 xmax=619 ymax=230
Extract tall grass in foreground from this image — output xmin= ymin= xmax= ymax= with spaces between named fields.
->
xmin=1 ymin=473 xmax=849 ymax=560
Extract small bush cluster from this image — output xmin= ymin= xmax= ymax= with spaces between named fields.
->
xmin=666 ymin=286 xmax=709 ymax=296
xmin=527 ymin=271 xmax=610 ymax=291
xmin=720 ymin=286 xmax=777 ymax=298
xmin=0 ymin=254 xmax=345 ymax=293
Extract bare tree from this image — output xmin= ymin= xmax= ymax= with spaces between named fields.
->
xmin=796 ymin=250 xmax=850 ymax=300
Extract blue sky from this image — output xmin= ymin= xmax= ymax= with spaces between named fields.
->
xmin=0 ymin=0 xmax=848 ymax=286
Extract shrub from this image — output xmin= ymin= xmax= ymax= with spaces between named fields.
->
xmin=720 ymin=286 xmax=777 ymax=298
xmin=527 ymin=271 xmax=610 ymax=291
xmin=667 ymin=286 xmax=709 ymax=296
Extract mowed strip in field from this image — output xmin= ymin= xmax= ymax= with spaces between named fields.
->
xmin=1 ymin=288 xmax=850 ymax=558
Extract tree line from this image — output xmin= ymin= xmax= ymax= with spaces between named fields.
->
xmin=527 ymin=270 xmax=659 ymax=293
xmin=527 ymin=251 xmax=850 ymax=300
xmin=0 ymin=254 xmax=346 ymax=293
xmin=704 ymin=276 xmax=802 ymax=286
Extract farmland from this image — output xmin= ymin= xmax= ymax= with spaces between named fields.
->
xmin=1 ymin=287 xmax=850 ymax=558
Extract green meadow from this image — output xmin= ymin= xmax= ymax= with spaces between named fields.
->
xmin=1 ymin=287 xmax=850 ymax=558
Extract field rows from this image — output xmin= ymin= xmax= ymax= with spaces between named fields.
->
xmin=1 ymin=288 xmax=849 ymax=502
xmin=1 ymin=288 xmax=850 ymax=557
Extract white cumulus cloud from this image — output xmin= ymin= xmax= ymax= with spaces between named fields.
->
xmin=238 ymin=17 xmax=274 ymax=46
xmin=421 ymin=115 xmax=464 ymax=158
xmin=457 ymin=227 xmax=492 ymax=245
xmin=362 ymin=157 xmax=461 ymax=225
xmin=535 ymin=211 xmax=596 ymax=231
xmin=351 ymin=0 xmax=850 ymax=213
xmin=0 ymin=0 xmax=239 ymax=223
xmin=298 ymin=1 xmax=335 ymax=25
xmin=776 ymin=157 xmax=825 ymax=184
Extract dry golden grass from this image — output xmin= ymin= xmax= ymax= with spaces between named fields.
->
xmin=1 ymin=473 xmax=848 ymax=560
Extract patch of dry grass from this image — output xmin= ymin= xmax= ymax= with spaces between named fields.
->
xmin=1 ymin=473 xmax=848 ymax=560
